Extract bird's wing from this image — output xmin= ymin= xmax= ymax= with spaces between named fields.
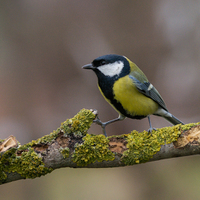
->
xmin=129 ymin=75 xmax=168 ymax=111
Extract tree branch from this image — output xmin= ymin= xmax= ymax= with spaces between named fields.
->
xmin=0 ymin=108 xmax=199 ymax=185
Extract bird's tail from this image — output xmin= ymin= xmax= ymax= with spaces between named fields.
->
xmin=164 ymin=114 xmax=184 ymax=125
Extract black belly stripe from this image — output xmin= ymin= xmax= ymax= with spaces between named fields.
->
xmin=98 ymin=77 xmax=147 ymax=120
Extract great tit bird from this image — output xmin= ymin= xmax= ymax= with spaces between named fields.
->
xmin=82 ymin=54 xmax=184 ymax=136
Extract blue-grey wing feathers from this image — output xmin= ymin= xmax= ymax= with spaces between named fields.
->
xmin=129 ymin=75 xmax=167 ymax=111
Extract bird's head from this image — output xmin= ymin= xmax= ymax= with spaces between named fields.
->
xmin=82 ymin=54 xmax=131 ymax=79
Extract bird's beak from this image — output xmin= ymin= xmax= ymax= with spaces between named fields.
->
xmin=82 ymin=63 xmax=94 ymax=70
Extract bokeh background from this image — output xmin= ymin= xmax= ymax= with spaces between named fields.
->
xmin=1 ymin=1 xmax=200 ymax=199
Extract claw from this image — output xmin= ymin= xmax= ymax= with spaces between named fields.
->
xmin=93 ymin=115 xmax=102 ymax=125
xmin=148 ymin=127 xmax=157 ymax=133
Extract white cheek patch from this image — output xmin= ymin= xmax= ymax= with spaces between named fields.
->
xmin=98 ymin=61 xmax=124 ymax=77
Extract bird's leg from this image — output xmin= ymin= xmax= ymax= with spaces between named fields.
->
xmin=94 ymin=115 xmax=125 ymax=137
xmin=147 ymin=116 xmax=156 ymax=133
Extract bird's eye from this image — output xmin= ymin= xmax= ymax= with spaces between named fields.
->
xmin=100 ymin=60 xmax=106 ymax=65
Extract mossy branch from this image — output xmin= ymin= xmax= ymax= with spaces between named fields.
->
xmin=0 ymin=108 xmax=199 ymax=185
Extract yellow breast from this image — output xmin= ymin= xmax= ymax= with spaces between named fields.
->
xmin=113 ymin=76 xmax=158 ymax=116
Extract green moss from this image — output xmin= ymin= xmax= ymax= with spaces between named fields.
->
xmin=0 ymin=147 xmax=53 ymax=181
xmin=72 ymin=134 xmax=115 ymax=166
xmin=60 ymin=109 xmax=96 ymax=137
xmin=181 ymin=122 xmax=200 ymax=131
xmin=122 ymin=124 xmax=183 ymax=165
xmin=13 ymin=148 xmax=53 ymax=179
xmin=18 ymin=109 xmax=96 ymax=151
xmin=0 ymin=171 xmax=7 ymax=181
xmin=60 ymin=147 xmax=70 ymax=159
xmin=18 ymin=130 xmax=59 ymax=151
xmin=0 ymin=148 xmax=17 ymax=181
xmin=0 ymin=109 xmax=96 ymax=181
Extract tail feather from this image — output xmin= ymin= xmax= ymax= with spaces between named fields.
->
xmin=154 ymin=108 xmax=184 ymax=125
xmin=164 ymin=115 xmax=184 ymax=125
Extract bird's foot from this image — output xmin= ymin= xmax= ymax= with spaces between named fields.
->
xmin=93 ymin=116 xmax=107 ymax=137
xmin=148 ymin=127 xmax=157 ymax=134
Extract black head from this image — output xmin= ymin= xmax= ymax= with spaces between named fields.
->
xmin=82 ymin=54 xmax=130 ymax=79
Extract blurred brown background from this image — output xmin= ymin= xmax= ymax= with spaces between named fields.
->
xmin=1 ymin=1 xmax=200 ymax=199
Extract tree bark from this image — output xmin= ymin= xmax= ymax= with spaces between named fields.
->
xmin=0 ymin=109 xmax=199 ymax=185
